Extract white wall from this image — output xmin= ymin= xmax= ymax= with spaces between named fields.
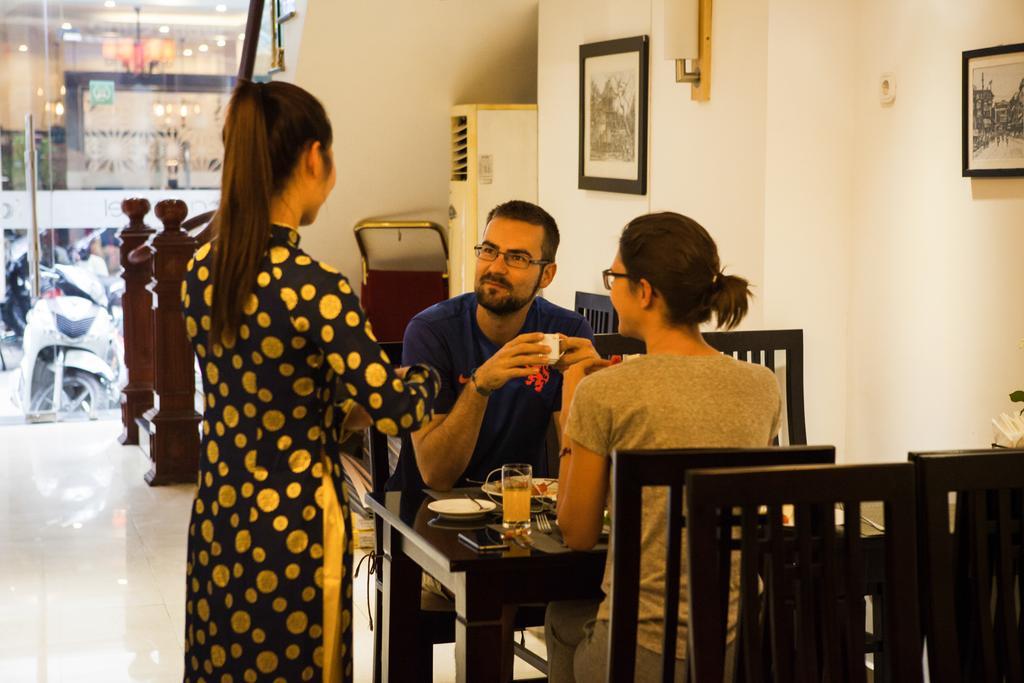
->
xmin=762 ymin=2 xmax=859 ymax=457
xmin=539 ymin=0 xmax=835 ymax=439
xmin=283 ymin=0 xmax=539 ymax=292
xmin=540 ymin=0 xmax=771 ymax=333
xmin=539 ymin=0 xmax=1024 ymax=461
xmin=538 ymin=0 xmax=653 ymax=304
xmin=844 ymin=0 xmax=1024 ymax=462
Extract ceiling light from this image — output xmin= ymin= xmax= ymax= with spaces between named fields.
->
xmin=36 ymin=88 xmax=44 ymax=97
xmin=62 ymin=31 xmax=82 ymax=42
xmin=198 ymin=43 xmax=208 ymax=52
xmin=180 ymin=104 xmax=189 ymax=117
xmin=60 ymin=85 xmax=66 ymax=95
xmin=55 ymin=102 xmax=65 ymax=116
xmin=154 ymin=103 xmax=165 ymax=116
xmin=182 ymin=48 xmax=193 ymax=57
xmin=238 ymin=33 xmax=245 ymax=41
xmin=61 ymin=22 xmax=72 ymax=30
xmin=104 ymin=0 xmax=116 ymax=7
xmin=158 ymin=25 xmax=170 ymax=34
xmin=215 ymin=4 xmax=227 ymax=12
xmin=216 ymin=39 xmax=226 ymax=47
xmin=18 ymin=44 xmax=28 ymax=52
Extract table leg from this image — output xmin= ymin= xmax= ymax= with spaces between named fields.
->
xmin=454 ymin=575 xmax=515 ymax=683
xmin=373 ymin=580 xmax=384 ymax=683
xmin=381 ymin=524 xmax=423 ymax=683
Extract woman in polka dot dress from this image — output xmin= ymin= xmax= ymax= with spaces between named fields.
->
xmin=180 ymin=81 xmax=440 ymax=682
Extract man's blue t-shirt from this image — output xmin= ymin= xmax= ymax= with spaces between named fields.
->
xmin=385 ymin=293 xmax=594 ymax=491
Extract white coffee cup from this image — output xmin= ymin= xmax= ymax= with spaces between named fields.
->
xmin=541 ymin=333 xmax=561 ymax=365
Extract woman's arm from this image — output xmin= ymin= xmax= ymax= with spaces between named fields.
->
xmin=291 ymin=263 xmax=439 ymax=437
xmin=556 ymin=438 xmax=609 ymax=550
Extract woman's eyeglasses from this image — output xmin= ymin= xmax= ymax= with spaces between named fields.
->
xmin=602 ymin=269 xmax=633 ymax=290
xmin=474 ymin=244 xmax=550 ymax=270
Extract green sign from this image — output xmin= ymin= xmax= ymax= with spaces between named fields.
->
xmin=89 ymin=80 xmax=115 ymax=106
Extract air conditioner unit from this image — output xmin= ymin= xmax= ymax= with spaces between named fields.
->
xmin=448 ymin=104 xmax=537 ymax=295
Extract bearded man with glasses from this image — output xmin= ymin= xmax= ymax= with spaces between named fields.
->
xmin=386 ymin=200 xmax=598 ymax=492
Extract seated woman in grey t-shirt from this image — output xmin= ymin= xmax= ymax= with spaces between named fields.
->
xmin=545 ymin=212 xmax=781 ymax=683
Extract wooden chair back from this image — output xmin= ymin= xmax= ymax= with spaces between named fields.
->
xmin=592 ymin=330 xmax=806 ymax=445
xmin=575 ymin=291 xmax=619 ymax=334
xmin=909 ymin=449 xmax=1024 ymax=683
xmin=607 ymin=446 xmax=836 ymax=683
xmin=703 ymin=329 xmax=805 ymax=445
xmin=686 ymin=463 xmax=922 ymax=683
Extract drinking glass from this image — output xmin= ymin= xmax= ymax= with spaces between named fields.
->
xmin=501 ymin=463 xmax=532 ymax=532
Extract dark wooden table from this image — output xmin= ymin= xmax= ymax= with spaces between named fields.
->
xmin=366 ymin=489 xmax=607 ymax=683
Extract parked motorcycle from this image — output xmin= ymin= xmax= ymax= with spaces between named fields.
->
xmin=10 ymin=263 xmax=124 ymax=420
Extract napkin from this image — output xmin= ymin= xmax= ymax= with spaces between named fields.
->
xmin=992 ymin=412 xmax=1024 ymax=448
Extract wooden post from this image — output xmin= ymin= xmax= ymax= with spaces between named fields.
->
xmin=117 ymin=198 xmax=156 ymax=445
xmin=141 ymin=199 xmax=200 ymax=485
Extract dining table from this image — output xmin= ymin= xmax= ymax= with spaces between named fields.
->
xmin=366 ymin=486 xmax=607 ymax=682
xmin=366 ymin=488 xmax=897 ymax=683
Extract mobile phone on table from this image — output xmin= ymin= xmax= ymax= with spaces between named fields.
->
xmin=458 ymin=528 xmax=508 ymax=552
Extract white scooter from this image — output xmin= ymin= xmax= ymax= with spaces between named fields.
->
xmin=11 ymin=264 xmax=124 ymax=420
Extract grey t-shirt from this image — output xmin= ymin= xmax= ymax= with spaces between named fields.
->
xmin=565 ymin=353 xmax=782 ymax=659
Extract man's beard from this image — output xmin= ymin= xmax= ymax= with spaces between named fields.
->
xmin=475 ymin=273 xmax=542 ymax=316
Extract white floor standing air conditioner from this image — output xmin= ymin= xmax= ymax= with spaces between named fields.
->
xmin=448 ymin=104 xmax=537 ymax=296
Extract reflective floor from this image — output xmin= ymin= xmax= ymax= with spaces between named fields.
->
xmin=0 ymin=418 xmax=546 ymax=682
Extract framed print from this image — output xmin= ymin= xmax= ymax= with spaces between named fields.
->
xmin=579 ymin=35 xmax=649 ymax=194
xmin=963 ymin=42 xmax=1024 ymax=177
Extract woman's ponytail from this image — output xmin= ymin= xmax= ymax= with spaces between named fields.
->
xmin=708 ymin=273 xmax=751 ymax=330
xmin=208 ymin=80 xmax=332 ymax=346
xmin=210 ymin=81 xmax=273 ymax=346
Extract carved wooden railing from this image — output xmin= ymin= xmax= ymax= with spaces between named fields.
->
xmin=119 ymin=198 xmax=214 ymax=485
xmin=117 ymin=198 xmax=156 ymax=446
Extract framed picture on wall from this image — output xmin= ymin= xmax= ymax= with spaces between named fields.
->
xmin=579 ymin=35 xmax=649 ymax=194
xmin=962 ymin=42 xmax=1024 ymax=177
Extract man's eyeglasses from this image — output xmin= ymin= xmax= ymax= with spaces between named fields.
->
xmin=474 ymin=244 xmax=550 ymax=270
xmin=602 ymin=269 xmax=634 ymax=290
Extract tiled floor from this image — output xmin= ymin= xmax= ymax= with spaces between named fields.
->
xmin=0 ymin=417 xmax=547 ymax=682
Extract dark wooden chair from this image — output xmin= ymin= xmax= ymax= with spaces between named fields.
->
xmin=593 ymin=332 xmax=646 ymax=357
xmin=703 ymin=329 xmax=805 ymax=445
xmin=593 ymin=329 xmax=806 ymax=445
xmin=909 ymin=449 xmax=1024 ymax=683
xmin=576 ymin=291 xmax=619 ymax=334
xmin=685 ymin=463 xmax=923 ymax=683
xmin=607 ymin=446 xmax=836 ymax=682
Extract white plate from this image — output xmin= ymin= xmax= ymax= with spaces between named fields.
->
xmin=427 ymin=498 xmax=497 ymax=519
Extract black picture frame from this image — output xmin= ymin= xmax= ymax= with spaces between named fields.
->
xmin=579 ymin=35 xmax=649 ymax=194
xmin=962 ymin=42 xmax=1024 ymax=177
